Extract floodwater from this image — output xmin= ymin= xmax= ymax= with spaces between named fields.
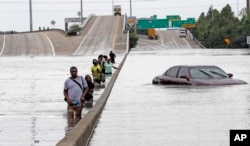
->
xmin=0 ymin=49 xmax=250 ymax=146
xmin=0 ymin=54 xmax=124 ymax=146
xmin=89 ymin=49 xmax=250 ymax=146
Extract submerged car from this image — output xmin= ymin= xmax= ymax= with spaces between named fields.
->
xmin=152 ymin=65 xmax=247 ymax=85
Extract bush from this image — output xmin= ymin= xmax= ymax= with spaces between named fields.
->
xmin=129 ymin=32 xmax=138 ymax=48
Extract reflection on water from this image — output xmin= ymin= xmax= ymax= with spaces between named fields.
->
xmin=0 ymin=55 xmax=122 ymax=146
xmin=1 ymin=49 xmax=250 ymax=146
xmin=89 ymin=49 xmax=250 ymax=146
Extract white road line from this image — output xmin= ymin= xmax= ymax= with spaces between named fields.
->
xmin=183 ymin=38 xmax=192 ymax=48
xmin=47 ymin=36 xmax=55 ymax=56
xmin=172 ymin=38 xmax=180 ymax=49
xmin=17 ymin=34 xmax=21 ymax=55
xmin=0 ymin=34 xmax=6 ymax=56
xmin=112 ymin=16 xmax=120 ymax=50
xmin=73 ymin=16 xmax=100 ymax=55
xmin=158 ymin=31 xmax=164 ymax=46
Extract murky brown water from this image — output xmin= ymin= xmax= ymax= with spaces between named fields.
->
xmin=0 ymin=54 xmax=124 ymax=146
xmin=89 ymin=49 xmax=250 ymax=146
xmin=1 ymin=49 xmax=250 ymax=146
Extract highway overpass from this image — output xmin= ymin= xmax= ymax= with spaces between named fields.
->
xmin=0 ymin=15 xmax=201 ymax=57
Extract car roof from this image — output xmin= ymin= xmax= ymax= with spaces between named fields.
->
xmin=171 ymin=65 xmax=219 ymax=68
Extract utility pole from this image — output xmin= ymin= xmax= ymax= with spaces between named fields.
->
xmin=130 ymin=0 xmax=132 ymax=17
xmin=247 ymin=0 xmax=250 ymax=12
xmin=237 ymin=0 xmax=239 ymax=17
xmin=80 ymin=0 xmax=83 ymax=24
xmin=29 ymin=0 xmax=33 ymax=31
xmin=211 ymin=0 xmax=213 ymax=20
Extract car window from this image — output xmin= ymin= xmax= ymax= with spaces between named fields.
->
xmin=178 ymin=67 xmax=189 ymax=78
xmin=165 ymin=67 xmax=179 ymax=78
xmin=190 ymin=66 xmax=229 ymax=79
xmin=190 ymin=68 xmax=210 ymax=79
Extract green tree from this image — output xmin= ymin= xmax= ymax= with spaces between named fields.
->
xmin=190 ymin=4 xmax=250 ymax=48
xmin=129 ymin=32 xmax=138 ymax=48
xmin=69 ymin=24 xmax=81 ymax=32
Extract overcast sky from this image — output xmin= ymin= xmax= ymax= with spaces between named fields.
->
xmin=0 ymin=0 xmax=246 ymax=32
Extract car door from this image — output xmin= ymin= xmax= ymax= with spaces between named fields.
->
xmin=159 ymin=67 xmax=180 ymax=84
xmin=176 ymin=67 xmax=192 ymax=85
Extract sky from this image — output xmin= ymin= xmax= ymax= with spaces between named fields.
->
xmin=0 ymin=0 xmax=247 ymax=32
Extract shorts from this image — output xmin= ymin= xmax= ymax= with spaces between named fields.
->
xmin=72 ymin=100 xmax=81 ymax=109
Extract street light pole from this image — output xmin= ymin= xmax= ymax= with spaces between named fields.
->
xmin=29 ymin=0 xmax=33 ymax=31
xmin=237 ymin=0 xmax=239 ymax=17
xmin=130 ymin=0 xmax=132 ymax=17
xmin=80 ymin=0 xmax=83 ymax=24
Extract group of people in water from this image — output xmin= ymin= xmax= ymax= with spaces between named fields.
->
xmin=91 ymin=52 xmax=118 ymax=84
xmin=63 ymin=51 xmax=118 ymax=123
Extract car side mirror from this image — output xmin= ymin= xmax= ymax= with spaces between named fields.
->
xmin=180 ymin=75 xmax=190 ymax=81
xmin=228 ymin=73 xmax=233 ymax=78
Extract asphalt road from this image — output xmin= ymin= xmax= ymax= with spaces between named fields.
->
xmin=136 ymin=29 xmax=200 ymax=51
xmin=0 ymin=15 xmax=200 ymax=56
xmin=73 ymin=15 xmax=125 ymax=56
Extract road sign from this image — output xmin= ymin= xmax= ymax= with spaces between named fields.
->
xmin=182 ymin=24 xmax=195 ymax=28
xmin=137 ymin=16 xmax=195 ymax=29
xmin=224 ymin=38 xmax=231 ymax=44
xmin=65 ymin=17 xmax=81 ymax=23
xmin=247 ymin=36 xmax=250 ymax=44
xmin=186 ymin=18 xmax=195 ymax=23
xmin=137 ymin=19 xmax=169 ymax=29
xmin=167 ymin=15 xmax=181 ymax=21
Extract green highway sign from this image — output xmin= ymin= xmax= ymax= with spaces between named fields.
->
xmin=167 ymin=15 xmax=181 ymax=21
xmin=137 ymin=16 xmax=195 ymax=29
xmin=171 ymin=18 xmax=196 ymax=28
xmin=137 ymin=19 xmax=169 ymax=29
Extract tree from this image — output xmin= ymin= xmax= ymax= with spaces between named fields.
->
xmin=189 ymin=4 xmax=250 ymax=48
xmin=69 ymin=24 xmax=81 ymax=32
xmin=129 ymin=32 xmax=138 ymax=48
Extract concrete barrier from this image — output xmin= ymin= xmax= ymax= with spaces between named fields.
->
xmin=56 ymin=52 xmax=128 ymax=146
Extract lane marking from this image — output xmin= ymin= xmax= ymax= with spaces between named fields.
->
xmin=172 ymin=38 xmax=180 ymax=49
xmin=112 ymin=16 xmax=120 ymax=50
xmin=17 ymin=34 xmax=21 ymax=55
xmin=73 ymin=16 xmax=100 ymax=55
xmin=158 ymin=31 xmax=164 ymax=46
xmin=183 ymin=38 xmax=192 ymax=48
xmin=47 ymin=36 xmax=55 ymax=56
xmin=0 ymin=34 xmax=6 ymax=56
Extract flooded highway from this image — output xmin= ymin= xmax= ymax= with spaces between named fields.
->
xmin=0 ymin=49 xmax=250 ymax=146
xmin=0 ymin=54 xmax=124 ymax=146
xmin=88 ymin=49 xmax=250 ymax=146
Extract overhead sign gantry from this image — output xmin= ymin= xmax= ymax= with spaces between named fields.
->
xmin=137 ymin=15 xmax=196 ymax=29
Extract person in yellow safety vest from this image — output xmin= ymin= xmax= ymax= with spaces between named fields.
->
xmin=91 ymin=59 xmax=102 ymax=84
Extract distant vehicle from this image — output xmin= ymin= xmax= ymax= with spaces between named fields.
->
xmin=179 ymin=28 xmax=187 ymax=38
xmin=152 ymin=65 xmax=247 ymax=85
xmin=113 ymin=5 xmax=121 ymax=16
xmin=148 ymin=28 xmax=158 ymax=40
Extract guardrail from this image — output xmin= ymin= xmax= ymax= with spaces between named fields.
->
xmin=81 ymin=14 xmax=95 ymax=30
xmin=186 ymin=30 xmax=206 ymax=48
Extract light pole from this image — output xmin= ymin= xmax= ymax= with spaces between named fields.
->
xmin=130 ymin=0 xmax=132 ymax=17
xmin=77 ymin=11 xmax=81 ymax=25
xmin=80 ymin=0 xmax=83 ymax=24
xmin=237 ymin=0 xmax=239 ymax=17
xmin=29 ymin=0 xmax=33 ymax=31
xmin=211 ymin=0 xmax=213 ymax=20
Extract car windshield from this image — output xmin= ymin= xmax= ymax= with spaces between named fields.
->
xmin=189 ymin=66 xmax=229 ymax=79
